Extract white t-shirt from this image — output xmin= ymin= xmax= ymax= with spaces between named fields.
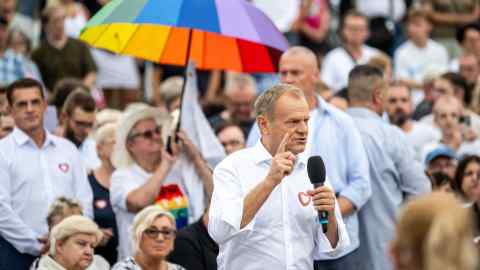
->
xmin=321 ymin=45 xmax=380 ymax=92
xmin=404 ymin=121 xmax=441 ymax=162
xmin=356 ymin=0 xmax=406 ymax=22
xmin=394 ymin=40 xmax=449 ymax=85
xmin=110 ymin=163 xmax=190 ymax=260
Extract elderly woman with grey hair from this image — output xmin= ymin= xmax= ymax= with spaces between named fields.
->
xmin=32 ymin=215 xmax=108 ymax=270
xmin=110 ymin=105 xmax=212 ymax=260
xmin=112 ymin=205 xmax=186 ymax=270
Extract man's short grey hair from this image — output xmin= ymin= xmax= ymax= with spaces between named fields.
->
xmin=282 ymin=46 xmax=319 ymax=69
xmin=225 ymin=73 xmax=257 ymax=96
xmin=348 ymin=65 xmax=386 ymax=102
xmin=254 ymin=84 xmax=306 ymax=120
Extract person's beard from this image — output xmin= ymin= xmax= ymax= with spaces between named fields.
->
xmin=390 ymin=109 xmax=410 ymax=127
xmin=65 ymin=126 xmax=83 ymax=148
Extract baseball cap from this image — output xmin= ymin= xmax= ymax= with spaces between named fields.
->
xmin=425 ymin=146 xmax=456 ymax=165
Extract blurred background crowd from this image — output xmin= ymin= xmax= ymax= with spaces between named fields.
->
xmin=3 ymin=0 xmax=480 ymax=270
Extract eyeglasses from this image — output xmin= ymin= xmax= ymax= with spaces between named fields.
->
xmin=465 ymin=170 xmax=480 ymax=180
xmin=143 ymin=228 xmax=176 ymax=240
xmin=128 ymin=126 xmax=161 ymax=140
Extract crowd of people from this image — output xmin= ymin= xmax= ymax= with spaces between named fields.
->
xmin=2 ymin=0 xmax=480 ymax=270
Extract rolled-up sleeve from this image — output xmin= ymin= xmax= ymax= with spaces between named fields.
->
xmin=0 ymin=153 xmax=42 ymax=255
xmin=314 ymin=193 xmax=350 ymax=258
xmin=208 ymin=159 xmax=254 ymax=245
xmin=338 ymin=118 xmax=371 ymax=209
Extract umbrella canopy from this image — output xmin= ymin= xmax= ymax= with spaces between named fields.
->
xmin=80 ymin=0 xmax=289 ymax=72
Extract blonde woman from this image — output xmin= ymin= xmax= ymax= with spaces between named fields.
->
xmin=112 ymin=205 xmax=185 ymax=270
xmin=390 ymin=192 xmax=478 ymax=270
xmin=31 ymin=198 xmax=109 ymax=270
xmin=33 ymin=215 xmax=108 ymax=270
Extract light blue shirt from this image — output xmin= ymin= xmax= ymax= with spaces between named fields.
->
xmin=247 ymin=96 xmax=371 ymax=259
xmin=346 ymin=108 xmax=431 ymax=270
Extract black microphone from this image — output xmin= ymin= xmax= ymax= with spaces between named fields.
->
xmin=307 ymin=155 xmax=328 ymax=233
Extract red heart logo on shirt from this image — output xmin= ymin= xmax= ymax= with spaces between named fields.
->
xmin=298 ymin=192 xmax=311 ymax=207
xmin=58 ymin=163 xmax=69 ymax=173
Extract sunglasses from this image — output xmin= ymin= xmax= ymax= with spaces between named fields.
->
xmin=128 ymin=126 xmax=161 ymax=140
xmin=143 ymin=228 xmax=176 ymax=240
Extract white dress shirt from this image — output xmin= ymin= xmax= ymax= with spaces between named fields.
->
xmin=0 ymin=128 xmax=93 ymax=255
xmin=208 ymin=142 xmax=350 ymax=270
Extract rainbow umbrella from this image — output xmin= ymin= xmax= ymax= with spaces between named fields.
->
xmin=80 ymin=0 xmax=289 ymax=73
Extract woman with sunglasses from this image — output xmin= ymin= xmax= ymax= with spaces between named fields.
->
xmin=112 ymin=205 xmax=185 ymax=270
xmin=110 ymin=105 xmax=209 ymax=260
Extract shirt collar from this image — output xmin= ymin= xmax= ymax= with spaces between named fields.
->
xmin=315 ymin=95 xmax=332 ymax=116
xmin=12 ymin=127 xmax=56 ymax=148
xmin=252 ymin=140 xmax=308 ymax=167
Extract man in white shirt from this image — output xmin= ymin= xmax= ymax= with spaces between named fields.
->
xmin=385 ymin=83 xmax=440 ymax=161
xmin=209 ymin=84 xmax=349 ymax=270
xmin=394 ymin=9 xmax=449 ymax=93
xmin=0 ymin=78 xmax=93 ymax=269
xmin=321 ymin=10 xmax=379 ymax=92
xmin=60 ymin=90 xmax=101 ymax=171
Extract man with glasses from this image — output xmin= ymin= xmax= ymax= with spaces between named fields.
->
xmin=215 ymin=122 xmax=246 ymax=155
xmin=59 ymin=89 xmax=100 ymax=171
xmin=0 ymin=78 xmax=92 ymax=269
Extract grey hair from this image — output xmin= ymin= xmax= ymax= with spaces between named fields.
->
xmin=130 ymin=205 xmax=176 ymax=254
xmin=254 ymin=83 xmax=306 ymax=120
xmin=158 ymin=76 xmax=184 ymax=109
xmin=281 ymin=46 xmax=319 ymax=69
xmin=224 ymin=73 xmax=257 ymax=96
xmin=111 ymin=105 xmax=170 ymax=169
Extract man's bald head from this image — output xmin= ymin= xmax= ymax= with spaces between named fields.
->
xmin=279 ymin=46 xmax=319 ymax=97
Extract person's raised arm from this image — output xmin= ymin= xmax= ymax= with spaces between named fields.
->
xmin=126 ymin=149 xmax=176 ymax=212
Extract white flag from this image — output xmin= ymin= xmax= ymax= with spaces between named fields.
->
xmin=174 ymin=61 xmax=226 ymax=222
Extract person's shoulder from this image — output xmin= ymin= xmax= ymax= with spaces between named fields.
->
xmin=112 ymin=257 xmax=140 ymax=270
xmin=323 ymin=102 xmax=356 ymax=127
xmin=167 ymin=262 xmax=187 ymax=270
xmin=112 ymin=165 xmax=137 ymax=179
xmin=49 ymin=134 xmax=78 ymax=152
xmin=324 ymin=47 xmax=347 ymax=59
xmin=214 ymin=147 xmax=256 ymax=171
xmin=394 ymin=40 xmax=413 ymax=55
xmin=427 ymin=39 xmax=448 ymax=52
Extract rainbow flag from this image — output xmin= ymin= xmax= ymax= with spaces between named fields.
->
xmin=155 ymin=184 xmax=189 ymax=229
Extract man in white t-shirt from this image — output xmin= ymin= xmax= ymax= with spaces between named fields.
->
xmin=385 ymin=83 xmax=440 ymax=162
xmin=394 ymin=9 xmax=449 ymax=92
xmin=321 ymin=10 xmax=379 ymax=93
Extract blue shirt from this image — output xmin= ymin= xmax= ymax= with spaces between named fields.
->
xmin=346 ymin=108 xmax=431 ymax=270
xmin=247 ymin=96 xmax=371 ymax=259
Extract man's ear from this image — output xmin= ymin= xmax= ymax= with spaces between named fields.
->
xmin=257 ymin=115 xmax=270 ymax=136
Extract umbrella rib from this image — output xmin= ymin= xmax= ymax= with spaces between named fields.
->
xmin=89 ymin=24 xmax=113 ymax=49
xmin=118 ymin=24 xmax=142 ymax=55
